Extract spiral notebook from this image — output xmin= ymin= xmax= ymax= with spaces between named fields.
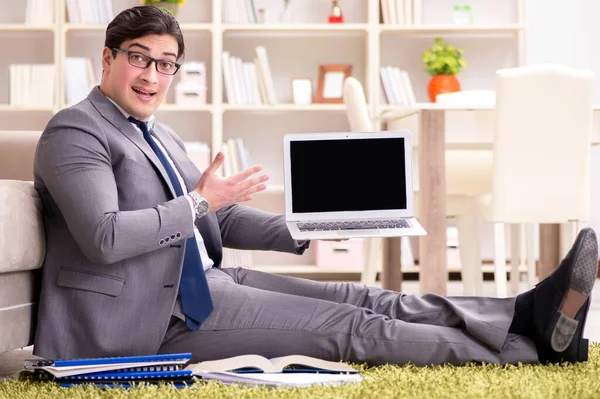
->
xmin=24 ymin=353 xmax=192 ymax=378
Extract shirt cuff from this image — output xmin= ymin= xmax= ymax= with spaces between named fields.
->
xmin=294 ymin=240 xmax=311 ymax=255
xmin=184 ymin=194 xmax=195 ymax=225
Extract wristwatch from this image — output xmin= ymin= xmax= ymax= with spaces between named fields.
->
xmin=188 ymin=191 xmax=210 ymax=219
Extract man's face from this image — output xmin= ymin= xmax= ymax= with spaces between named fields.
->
xmin=100 ymin=34 xmax=179 ymax=121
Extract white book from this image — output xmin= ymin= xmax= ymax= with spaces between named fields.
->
xmin=229 ymin=56 xmax=243 ymax=104
xmin=388 ymin=0 xmax=397 ymax=25
xmin=9 ymin=65 xmax=16 ymax=105
xmin=64 ymin=57 xmax=92 ymax=105
xmin=403 ymin=0 xmax=412 ymax=24
xmin=235 ymin=57 xmax=248 ymax=104
xmin=395 ymin=0 xmax=404 ymax=25
xmin=247 ymin=63 xmax=262 ymax=105
xmin=78 ymin=0 xmax=94 ymax=24
xmin=221 ymin=52 xmax=235 ymax=104
xmin=221 ymin=142 xmax=232 ymax=177
xmin=254 ymin=46 xmax=277 ymax=104
xmin=24 ymin=0 xmax=35 ymax=25
xmin=242 ymin=63 xmax=256 ymax=104
xmin=380 ymin=0 xmax=390 ymax=24
xmin=227 ymin=137 xmax=240 ymax=174
xmin=93 ymin=0 xmax=106 ymax=24
xmin=235 ymin=138 xmax=249 ymax=170
xmin=254 ymin=58 xmax=268 ymax=104
xmin=380 ymin=66 xmax=395 ymax=105
xmin=384 ymin=66 xmax=399 ymax=105
xmin=399 ymin=71 xmax=416 ymax=105
xmin=391 ymin=67 xmax=408 ymax=105
xmin=104 ymin=0 xmax=114 ymax=21
xmin=65 ymin=0 xmax=80 ymax=23
xmin=413 ymin=0 xmax=422 ymax=24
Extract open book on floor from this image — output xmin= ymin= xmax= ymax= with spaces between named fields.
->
xmin=184 ymin=354 xmax=359 ymax=374
xmin=184 ymin=354 xmax=362 ymax=388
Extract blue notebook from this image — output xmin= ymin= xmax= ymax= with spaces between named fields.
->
xmin=25 ymin=353 xmax=192 ymax=378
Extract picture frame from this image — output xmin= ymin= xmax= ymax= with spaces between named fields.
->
xmin=291 ymin=78 xmax=313 ymax=105
xmin=315 ymin=64 xmax=352 ymax=103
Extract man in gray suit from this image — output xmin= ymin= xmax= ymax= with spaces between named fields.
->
xmin=33 ymin=5 xmax=598 ymax=366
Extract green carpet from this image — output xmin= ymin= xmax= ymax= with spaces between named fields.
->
xmin=2 ymin=345 xmax=600 ymax=399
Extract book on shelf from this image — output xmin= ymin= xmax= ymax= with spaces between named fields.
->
xmin=220 ymin=137 xmax=253 ymax=177
xmin=381 ymin=0 xmax=418 ymax=25
xmin=380 ymin=66 xmax=416 ymax=106
xmin=184 ymin=354 xmax=361 ymax=388
xmin=9 ymin=64 xmax=56 ymax=107
xmin=25 ymin=0 xmax=54 ymax=25
xmin=64 ymin=57 xmax=98 ymax=106
xmin=223 ymin=0 xmax=258 ymax=24
xmin=66 ymin=0 xmax=114 ymax=24
xmin=222 ymin=47 xmax=277 ymax=105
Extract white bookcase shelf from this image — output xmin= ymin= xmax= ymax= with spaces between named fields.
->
xmin=1 ymin=0 xmax=526 ymax=276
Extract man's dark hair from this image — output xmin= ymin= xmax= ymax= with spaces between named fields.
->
xmin=105 ymin=5 xmax=185 ymax=60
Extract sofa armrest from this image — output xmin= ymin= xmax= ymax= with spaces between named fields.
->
xmin=0 ymin=180 xmax=45 ymax=273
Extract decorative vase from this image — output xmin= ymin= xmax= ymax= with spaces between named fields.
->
xmin=427 ymin=74 xmax=461 ymax=102
xmin=151 ymin=2 xmax=179 ymax=17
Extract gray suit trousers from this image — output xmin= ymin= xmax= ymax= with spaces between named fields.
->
xmin=158 ymin=267 xmax=539 ymax=366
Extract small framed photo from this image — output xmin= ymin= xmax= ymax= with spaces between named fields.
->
xmin=315 ymin=64 xmax=353 ymax=103
xmin=292 ymin=78 xmax=313 ymax=105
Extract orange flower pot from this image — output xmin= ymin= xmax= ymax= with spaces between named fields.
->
xmin=428 ymin=75 xmax=461 ymax=102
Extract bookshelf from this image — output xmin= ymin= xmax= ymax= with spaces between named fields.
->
xmin=1 ymin=0 xmax=526 ymax=276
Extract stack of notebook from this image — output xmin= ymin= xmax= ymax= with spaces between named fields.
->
xmin=24 ymin=352 xmax=362 ymax=388
xmin=23 ymin=353 xmax=194 ymax=388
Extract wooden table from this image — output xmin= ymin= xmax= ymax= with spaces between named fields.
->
xmin=379 ymin=104 xmax=600 ymax=295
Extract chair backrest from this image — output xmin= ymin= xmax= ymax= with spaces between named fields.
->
xmin=0 ymin=130 xmax=42 ymax=180
xmin=342 ymin=77 xmax=372 ymax=131
xmin=491 ymin=64 xmax=595 ymax=223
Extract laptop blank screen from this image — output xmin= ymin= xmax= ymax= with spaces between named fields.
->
xmin=290 ymin=137 xmax=407 ymax=213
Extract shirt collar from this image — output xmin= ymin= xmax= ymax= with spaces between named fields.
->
xmin=106 ymin=96 xmax=156 ymax=130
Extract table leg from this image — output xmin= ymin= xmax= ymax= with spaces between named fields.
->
xmin=418 ymin=110 xmax=447 ymax=295
xmin=539 ymin=224 xmax=560 ymax=280
xmin=381 ymin=237 xmax=402 ymax=291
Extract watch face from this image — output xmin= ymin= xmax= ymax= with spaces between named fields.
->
xmin=198 ymin=199 xmax=209 ymax=212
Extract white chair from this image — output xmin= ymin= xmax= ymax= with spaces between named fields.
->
xmin=342 ymin=77 xmax=493 ymax=292
xmin=473 ymin=64 xmax=595 ymax=297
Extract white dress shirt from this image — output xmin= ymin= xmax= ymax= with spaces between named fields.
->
xmin=108 ymin=99 xmax=214 ymax=271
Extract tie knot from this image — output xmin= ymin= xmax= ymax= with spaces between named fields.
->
xmin=127 ymin=116 xmax=149 ymax=134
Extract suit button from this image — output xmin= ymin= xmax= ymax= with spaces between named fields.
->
xmin=176 ymin=232 xmax=182 ymax=238
xmin=171 ymin=234 xmax=176 ymax=240
xmin=165 ymin=237 xmax=170 ymax=243
xmin=159 ymin=239 xmax=165 ymax=245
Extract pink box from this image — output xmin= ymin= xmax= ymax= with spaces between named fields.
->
xmin=314 ymin=239 xmax=364 ymax=268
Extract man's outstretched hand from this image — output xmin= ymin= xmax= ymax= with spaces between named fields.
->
xmin=193 ymin=151 xmax=269 ymax=212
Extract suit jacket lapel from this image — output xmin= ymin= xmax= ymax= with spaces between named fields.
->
xmin=87 ymin=87 xmax=177 ymax=198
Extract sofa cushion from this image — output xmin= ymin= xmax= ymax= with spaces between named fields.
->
xmin=0 ymin=180 xmax=45 ymax=273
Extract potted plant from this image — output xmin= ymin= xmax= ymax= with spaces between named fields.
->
xmin=422 ymin=37 xmax=467 ymax=102
xmin=140 ymin=0 xmax=186 ymax=17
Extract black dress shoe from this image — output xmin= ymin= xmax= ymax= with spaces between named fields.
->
xmin=532 ymin=227 xmax=598 ymax=363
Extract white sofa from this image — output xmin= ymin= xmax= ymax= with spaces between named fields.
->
xmin=0 ymin=131 xmax=44 ymax=353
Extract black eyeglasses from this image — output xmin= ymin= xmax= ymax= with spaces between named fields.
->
xmin=112 ymin=48 xmax=181 ymax=75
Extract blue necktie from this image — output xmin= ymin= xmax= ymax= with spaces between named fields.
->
xmin=128 ymin=116 xmax=213 ymax=331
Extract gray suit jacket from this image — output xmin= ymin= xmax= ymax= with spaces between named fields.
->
xmin=32 ymin=87 xmax=304 ymax=360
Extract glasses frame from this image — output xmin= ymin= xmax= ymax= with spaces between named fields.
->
xmin=111 ymin=47 xmax=181 ymax=76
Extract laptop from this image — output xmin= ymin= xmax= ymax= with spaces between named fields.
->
xmin=283 ymin=130 xmax=426 ymax=240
